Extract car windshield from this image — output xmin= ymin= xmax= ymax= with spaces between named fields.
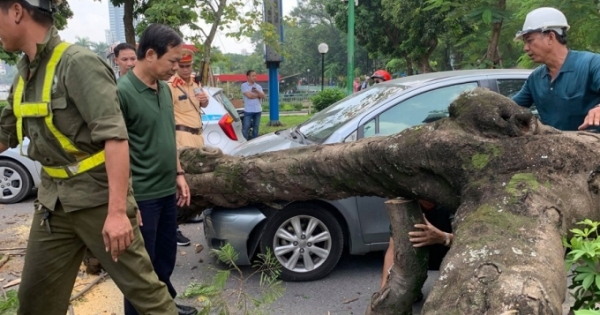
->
xmin=297 ymin=85 xmax=405 ymax=143
xmin=213 ymin=90 xmax=241 ymax=122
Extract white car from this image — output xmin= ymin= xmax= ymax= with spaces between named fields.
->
xmin=201 ymin=87 xmax=246 ymax=154
xmin=0 ymin=139 xmax=41 ymax=204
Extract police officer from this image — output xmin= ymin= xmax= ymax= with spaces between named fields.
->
xmin=0 ymin=1 xmax=177 ymax=314
xmin=168 ymin=48 xmax=209 ymax=246
xmin=168 ymin=48 xmax=208 ymax=149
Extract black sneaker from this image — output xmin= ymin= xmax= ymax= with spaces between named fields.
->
xmin=177 ymin=230 xmax=190 ymax=246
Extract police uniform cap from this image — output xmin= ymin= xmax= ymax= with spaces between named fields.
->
xmin=180 ymin=49 xmax=194 ymax=65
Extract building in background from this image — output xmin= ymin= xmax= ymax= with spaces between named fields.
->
xmin=108 ymin=3 xmax=126 ymax=44
xmin=105 ymin=29 xmax=116 ymax=46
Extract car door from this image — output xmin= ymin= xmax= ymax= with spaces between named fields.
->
xmin=355 ymin=81 xmax=480 ymax=244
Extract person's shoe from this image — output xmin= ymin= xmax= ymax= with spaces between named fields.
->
xmin=176 ymin=304 xmax=198 ymax=315
xmin=177 ymin=230 xmax=191 ymax=246
xmin=185 ymin=214 xmax=204 ymax=223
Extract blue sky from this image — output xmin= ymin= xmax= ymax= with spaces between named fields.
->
xmin=59 ymin=0 xmax=298 ymax=54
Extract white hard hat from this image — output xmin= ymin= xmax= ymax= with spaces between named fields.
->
xmin=514 ymin=7 xmax=569 ymax=41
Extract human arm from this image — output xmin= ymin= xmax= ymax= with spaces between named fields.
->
xmin=381 ymin=238 xmax=394 ymax=288
xmin=511 ymin=78 xmax=534 ymax=108
xmin=254 ymin=85 xmax=266 ymax=99
xmin=0 ymin=78 xmax=22 ymax=152
xmin=241 ymin=83 xmax=260 ymax=99
xmin=579 ymin=55 xmax=600 ymax=130
xmin=65 ymin=51 xmax=133 ymax=261
xmin=175 ymin=154 xmax=190 ymax=207
xmin=408 ymin=215 xmax=453 ymax=248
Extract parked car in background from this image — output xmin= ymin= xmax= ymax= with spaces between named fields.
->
xmin=0 ymin=139 xmax=41 ymax=204
xmin=202 ymin=87 xmax=246 ymax=154
xmin=203 ymin=69 xmax=533 ymax=281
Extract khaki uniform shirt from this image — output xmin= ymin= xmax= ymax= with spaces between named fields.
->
xmin=0 ymin=27 xmax=130 ymax=212
xmin=167 ymin=74 xmax=204 ymax=149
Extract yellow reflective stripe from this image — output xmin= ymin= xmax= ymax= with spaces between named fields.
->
xmin=43 ymin=42 xmax=80 ymax=155
xmin=19 ymin=103 xmax=49 ymax=117
xmin=43 ymin=150 xmax=105 ymax=179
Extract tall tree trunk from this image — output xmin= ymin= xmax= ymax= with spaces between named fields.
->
xmin=404 ymin=57 xmax=414 ymax=76
xmin=417 ymin=38 xmax=438 ymax=73
xmin=123 ymin=0 xmax=136 ymax=45
xmin=198 ymin=0 xmax=226 ymax=86
xmin=484 ymin=0 xmax=506 ymax=68
xmin=179 ymin=88 xmax=600 ymax=314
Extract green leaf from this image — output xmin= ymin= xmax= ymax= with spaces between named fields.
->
xmin=583 ymin=273 xmax=595 ymax=290
xmin=482 ymin=9 xmax=492 ymax=24
xmin=574 ymin=309 xmax=600 ymax=315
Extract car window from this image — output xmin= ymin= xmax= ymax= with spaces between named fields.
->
xmin=497 ymin=79 xmax=525 ymax=98
xmin=497 ymin=79 xmax=538 ymax=117
xmin=362 ymin=82 xmax=478 ymax=138
xmin=213 ymin=91 xmax=241 ymax=122
xmin=297 ymin=85 xmax=406 ymax=143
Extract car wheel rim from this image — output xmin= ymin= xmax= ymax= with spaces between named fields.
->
xmin=272 ymin=215 xmax=332 ymax=273
xmin=0 ymin=167 xmax=22 ymax=200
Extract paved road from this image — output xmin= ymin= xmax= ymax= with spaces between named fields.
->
xmin=1 ymin=198 xmax=571 ymax=315
xmin=0 ymin=198 xmax=433 ymax=314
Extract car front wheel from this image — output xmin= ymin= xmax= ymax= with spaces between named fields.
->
xmin=0 ymin=160 xmax=32 ymax=204
xmin=260 ymin=203 xmax=344 ymax=281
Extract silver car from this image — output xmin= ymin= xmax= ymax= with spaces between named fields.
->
xmin=203 ymin=69 xmax=532 ymax=281
xmin=0 ymin=139 xmax=42 ymax=204
xmin=202 ymin=87 xmax=246 ymax=154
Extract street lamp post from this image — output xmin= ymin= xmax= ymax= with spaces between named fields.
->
xmin=307 ymin=69 xmax=310 ymax=85
xmin=318 ymin=43 xmax=329 ymax=91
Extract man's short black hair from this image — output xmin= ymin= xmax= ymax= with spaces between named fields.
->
xmin=545 ymin=28 xmax=568 ymax=46
xmin=0 ymin=0 xmax=54 ymax=26
xmin=114 ymin=43 xmax=136 ymax=58
xmin=136 ymin=24 xmax=182 ymax=60
xmin=246 ymin=70 xmax=255 ymax=76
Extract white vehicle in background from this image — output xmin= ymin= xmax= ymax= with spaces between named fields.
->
xmin=0 ymin=138 xmax=41 ymax=204
xmin=202 ymin=87 xmax=246 ymax=154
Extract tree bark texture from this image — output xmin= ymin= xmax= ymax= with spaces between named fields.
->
xmin=123 ymin=0 xmax=136 ymax=45
xmin=366 ymin=199 xmax=428 ymax=315
xmin=179 ymin=88 xmax=600 ymax=314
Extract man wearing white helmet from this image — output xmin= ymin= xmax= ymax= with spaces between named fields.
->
xmin=512 ymin=7 xmax=600 ymax=131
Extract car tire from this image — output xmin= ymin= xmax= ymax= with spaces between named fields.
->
xmin=0 ymin=160 xmax=32 ymax=204
xmin=260 ymin=203 xmax=344 ymax=282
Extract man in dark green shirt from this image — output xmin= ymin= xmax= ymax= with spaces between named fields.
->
xmin=117 ymin=24 xmax=196 ymax=315
xmin=512 ymin=7 xmax=600 ymax=131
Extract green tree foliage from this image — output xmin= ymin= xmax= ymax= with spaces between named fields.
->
xmin=310 ymin=88 xmax=346 ymax=112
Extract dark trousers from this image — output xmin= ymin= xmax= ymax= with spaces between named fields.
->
xmin=124 ymin=194 xmax=178 ymax=315
xmin=242 ymin=111 xmax=261 ymax=140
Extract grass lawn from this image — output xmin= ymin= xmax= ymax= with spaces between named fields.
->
xmin=259 ymin=114 xmax=312 ymax=136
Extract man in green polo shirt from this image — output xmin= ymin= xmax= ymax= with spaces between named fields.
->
xmin=117 ymin=24 xmax=196 ymax=315
xmin=512 ymin=7 xmax=600 ymax=131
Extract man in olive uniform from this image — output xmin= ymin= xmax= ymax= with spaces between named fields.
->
xmin=0 ymin=1 xmax=178 ymax=314
xmin=168 ymin=48 xmax=209 ymax=246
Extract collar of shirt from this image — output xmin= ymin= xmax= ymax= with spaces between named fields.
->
xmin=126 ymin=69 xmax=160 ymax=93
xmin=541 ymin=49 xmax=576 ymax=79
xmin=169 ymin=74 xmax=196 ymax=88
xmin=17 ymin=26 xmax=62 ymax=81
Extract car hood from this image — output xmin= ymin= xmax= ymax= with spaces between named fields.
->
xmin=229 ymin=129 xmax=307 ymax=157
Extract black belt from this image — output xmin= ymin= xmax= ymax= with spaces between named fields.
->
xmin=175 ymin=125 xmax=201 ymax=135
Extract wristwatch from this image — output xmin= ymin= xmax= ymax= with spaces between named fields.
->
xmin=176 ymin=171 xmax=185 ymax=176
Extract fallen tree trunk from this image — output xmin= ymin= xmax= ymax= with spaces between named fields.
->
xmin=179 ymin=88 xmax=600 ymax=314
xmin=366 ymin=199 xmax=428 ymax=315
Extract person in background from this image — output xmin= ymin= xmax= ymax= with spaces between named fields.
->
xmin=117 ymin=24 xmax=197 ymax=315
xmin=241 ymin=69 xmax=265 ymax=140
xmin=511 ymin=7 xmax=600 ymax=131
xmin=353 ymin=76 xmax=361 ymax=93
xmin=0 ymin=0 xmax=178 ymax=314
xmin=168 ymin=48 xmax=209 ymax=246
xmin=371 ymin=69 xmax=392 ymax=84
xmin=113 ymin=42 xmax=137 ymax=80
xmin=380 ymin=200 xmax=454 ymax=302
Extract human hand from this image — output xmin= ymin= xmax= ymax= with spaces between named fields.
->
xmin=176 ymin=175 xmax=191 ymax=207
xmin=578 ymin=105 xmax=600 ymax=130
xmin=408 ymin=215 xmax=446 ymax=247
xmin=102 ymin=210 xmax=134 ymax=262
